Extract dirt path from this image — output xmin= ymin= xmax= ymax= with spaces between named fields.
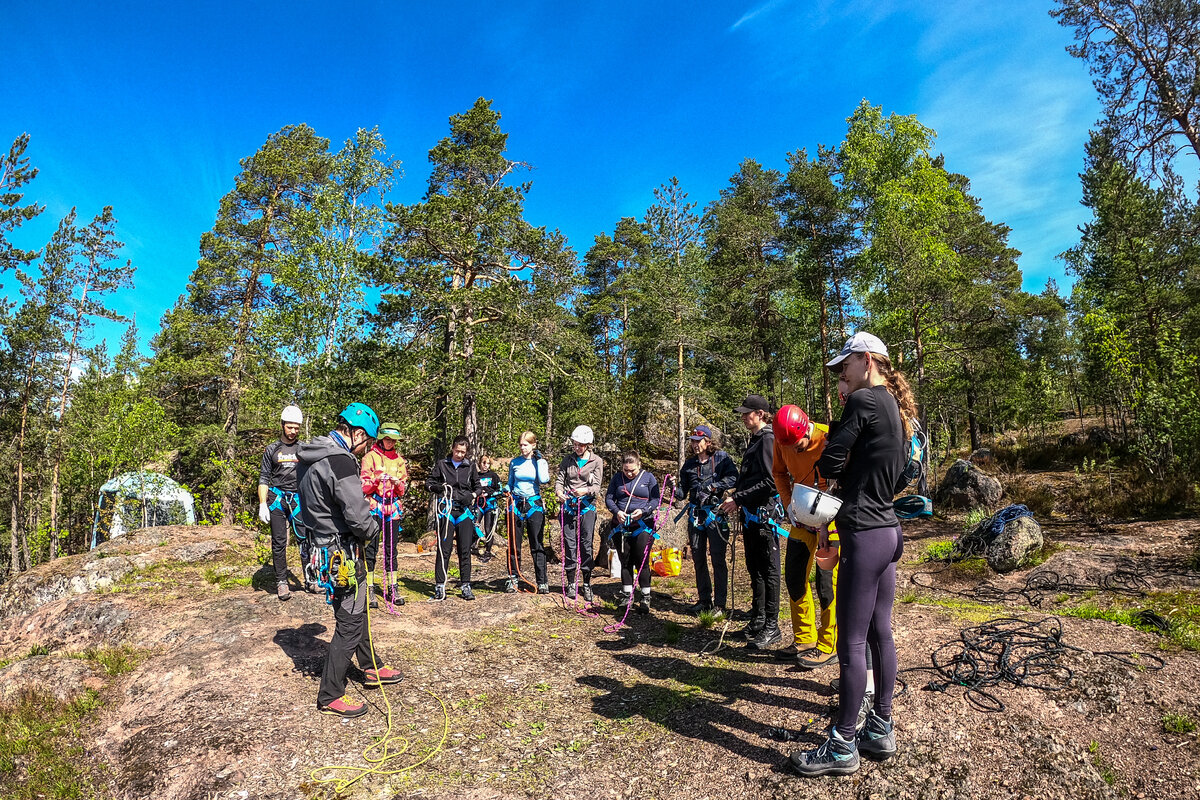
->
xmin=2 ymin=519 xmax=1198 ymax=799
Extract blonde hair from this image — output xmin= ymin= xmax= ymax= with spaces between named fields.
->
xmin=872 ymin=354 xmax=918 ymax=439
xmin=519 ymin=431 xmax=538 ymax=446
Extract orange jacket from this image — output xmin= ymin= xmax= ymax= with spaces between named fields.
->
xmin=360 ymin=445 xmax=409 ymax=500
xmin=772 ymin=422 xmax=829 ymax=499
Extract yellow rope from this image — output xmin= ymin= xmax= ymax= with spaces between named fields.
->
xmin=308 ymin=583 xmax=450 ymax=793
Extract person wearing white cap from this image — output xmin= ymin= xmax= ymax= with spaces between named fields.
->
xmin=258 ymin=405 xmax=306 ymax=600
xmin=790 ymin=332 xmax=916 ymax=777
xmin=554 ymin=425 xmax=604 ymax=601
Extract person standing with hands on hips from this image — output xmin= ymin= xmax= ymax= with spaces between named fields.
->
xmin=719 ymin=395 xmax=781 ymax=650
xmin=258 ymin=405 xmax=306 ymax=601
xmin=790 ymin=332 xmax=912 ymax=777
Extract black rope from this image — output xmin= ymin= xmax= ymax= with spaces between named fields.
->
xmin=911 ymin=556 xmax=1154 ymax=608
xmin=898 ymin=616 xmax=1165 ymax=713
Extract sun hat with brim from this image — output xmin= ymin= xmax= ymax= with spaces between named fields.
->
xmin=826 ymin=332 xmax=889 ymax=368
xmin=688 ymin=424 xmax=714 ymax=441
xmin=733 ymin=394 xmax=771 ymax=414
xmin=378 ymin=424 xmax=402 ymax=441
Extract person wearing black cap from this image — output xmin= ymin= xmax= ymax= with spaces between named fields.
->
xmin=719 ymin=394 xmax=782 ymax=650
xmin=677 ymin=424 xmax=738 ymax=616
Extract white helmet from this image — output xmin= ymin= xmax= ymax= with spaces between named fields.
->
xmin=281 ymin=405 xmax=303 ymax=424
xmin=571 ymin=425 xmax=594 ymax=445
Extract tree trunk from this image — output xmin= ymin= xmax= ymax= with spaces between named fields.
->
xmin=676 ymin=324 xmax=685 ymax=470
xmin=49 ymin=277 xmax=91 ymax=559
xmin=818 ymin=273 xmax=833 ymax=421
xmin=462 ymin=302 xmax=479 ymax=457
xmin=965 ymin=360 xmax=980 ymax=453
xmin=544 ymin=377 xmax=555 ymax=447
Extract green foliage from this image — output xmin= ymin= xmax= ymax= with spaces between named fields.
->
xmin=0 ymin=689 xmax=103 ymax=799
xmin=1162 ymin=712 xmax=1197 ymax=734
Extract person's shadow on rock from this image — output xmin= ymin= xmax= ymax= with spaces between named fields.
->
xmin=273 ymin=623 xmax=327 ymax=678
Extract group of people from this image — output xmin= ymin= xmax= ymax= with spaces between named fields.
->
xmin=256 ymin=331 xmax=915 ymax=778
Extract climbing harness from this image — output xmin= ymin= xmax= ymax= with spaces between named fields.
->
xmin=743 ymin=496 xmax=790 ymax=539
xmin=428 ymin=486 xmax=463 ymax=602
xmin=509 ymin=494 xmax=545 ymax=521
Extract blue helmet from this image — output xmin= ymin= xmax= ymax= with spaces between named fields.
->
xmin=338 ymin=402 xmax=379 ymax=438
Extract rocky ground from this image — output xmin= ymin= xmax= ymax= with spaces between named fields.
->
xmin=1 ymin=503 xmax=1199 ymax=800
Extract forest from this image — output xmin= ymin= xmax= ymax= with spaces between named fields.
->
xmin=0 ymin=0 xmax=1197 ymax=576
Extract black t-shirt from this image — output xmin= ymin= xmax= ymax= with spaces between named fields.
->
xmin=817 ymin=385 xmax=906 ymax=532
xmin=260 ymin=440 xmax=301 ymax=492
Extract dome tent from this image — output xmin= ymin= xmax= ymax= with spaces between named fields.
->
xmin=91 ymin=471 xmax=196 ymax=548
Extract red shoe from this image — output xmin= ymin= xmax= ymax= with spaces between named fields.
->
xmin=318 ymin=695 xmax=367 ymax=718
xmin=362 ymin=665 xmax=404 ymax=687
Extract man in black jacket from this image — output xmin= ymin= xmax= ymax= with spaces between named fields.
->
xmin=719 ymin=395 xmax=782 ymax=650
xmin=299 ymin=402 xmax=402 ymax=719
xmin=678 ymin=424 xmax=738 ymax=616
xmin=257 ymin=405 xmax=305 ymax=600
xmin=426 ymin=435 xmax=482 ymax=601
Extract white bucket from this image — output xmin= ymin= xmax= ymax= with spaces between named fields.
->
xmin=789 ymin=484 xmax=842 ymax=528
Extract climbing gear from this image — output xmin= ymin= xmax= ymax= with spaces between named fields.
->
xmin=788 ymin=484 xmax=842 ymax=529
xmin=744 ymin=498 xmax=789 ymax=539
xmin=893 ymin=494 xmax=933 ymax=519
xmin=509 ymin=494 xmax=544 ymax=521
xmin=570 ymin=425 xmax=594 ymax=444
xmin=281 ymin=404 xmax=304 ymax=424
xmin=897 ymin=422 xmax=928 ymax=490
xmin=268 ymin=487 xmax=302 ymax=522
xmin=774 ymin=404 xmax=812 ymax=447
xmin=338 ymin=402 xmax=380 ymax=438
xmin=277 ymin=581 xmax=291 ymax=601
xmin=856 ymin=708 xmax=896 ymax=760
xmin=318 ymin=695 xmax=368 ymax=718
xmin=650 ymin=547 xmax=683 ymax=577
xmin=362 ymin=665 xmax=404 ymax=687
xmin=788 ymin=728 xmax=860 ymax=777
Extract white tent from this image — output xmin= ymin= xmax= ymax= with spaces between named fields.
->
xmin=91 ymin=471 xmax=196 ymax=548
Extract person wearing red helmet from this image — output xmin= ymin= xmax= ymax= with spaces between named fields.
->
xmin=771 ymin=404 xmax=840 ymax=669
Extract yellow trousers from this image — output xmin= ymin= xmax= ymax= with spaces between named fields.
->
xmin=785 ymin=525 xmax=838 ymax=653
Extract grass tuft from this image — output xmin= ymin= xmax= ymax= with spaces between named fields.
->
xmin=1162 ymin=712 xmax=1197 ymax=734
xmin=0 ymin=689 xmax=104 ymax=799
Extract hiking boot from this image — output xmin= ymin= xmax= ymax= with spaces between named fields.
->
xmin=362 ymin=665 xmax=404 ymax=687
xmin=537 ymin=583 xmax=549 ymax=595
xmin=619 ymin=590 xmax=634 ymax=609
xmin=305 ymin=582 xmax=321 ymax=594
xmin=797 ymin=648 xmax=838 ymax=670
xmin=461 ymin=584 xmax=475 ymax=601
xmin=686 ymin=600 xmax=711 ymax=615
xmin=581 ymin=584 xmax=594 ymax=603
xmin=318 ymin=695 xmax=368 ymax=718
xmin=566 ymin=585 xmax=577 ymax=600
xmin=775 ymin=643 xmax=809 ymax=661
xmin=504 ymin=577 xmax=517 ymax=594
xmin=433 ymin=584 xmax=446 ymax=601
xmin=636 ymin=594 xmax=651 ymax=615
xmin=789 ymin=727 xmax=860 ymax=777
xmin=277 ymin=581 xmax=291 ymax=601
xmin=748 ymin=624 xmax=783 ymax=650
xmin=856 ymin=707 xmax=896 ymax=760
xmin=369 ymin=594 xmax=379 ymax=609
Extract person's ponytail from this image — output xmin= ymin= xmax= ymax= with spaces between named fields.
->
xmin=874 ymin=356 xmax=918 ymax=439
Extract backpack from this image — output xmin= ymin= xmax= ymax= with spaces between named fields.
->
xmin=896 ymin=421 xmax=927 ymax=492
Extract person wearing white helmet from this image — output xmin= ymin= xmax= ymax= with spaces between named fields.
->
xmin=258 ymin=404 xmax=306 ymax=600
xmin=554 ymin=425 xmax=604 ymax=602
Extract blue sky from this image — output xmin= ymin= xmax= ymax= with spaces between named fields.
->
xmin=6 ymin=0 xmax=1098 ymax=352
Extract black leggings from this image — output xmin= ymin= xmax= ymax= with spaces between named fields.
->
xmin=835 ymin=524 xmax=903 ymax=739
xmin=435 ymin=514 xmax=474 ymax=585
xmin=509 ymin=507 xmax=547 ymax=584
xmin=618 ymin=527 xmax=655 ymax=590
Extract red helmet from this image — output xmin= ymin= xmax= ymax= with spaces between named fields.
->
xmin=774 ymin=404 xmax=812 ymax=446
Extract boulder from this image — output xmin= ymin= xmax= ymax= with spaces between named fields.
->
xmin=984 ymin=515 xmax=1043 ymax=573
xmin=934 ymin=459 xmax=1002 ymax=509
xmin=969 ymin=448 xmax=994 ymax=465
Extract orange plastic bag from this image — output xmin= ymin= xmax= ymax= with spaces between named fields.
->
xmin=650 ymin=547 xmax=683 ymax=577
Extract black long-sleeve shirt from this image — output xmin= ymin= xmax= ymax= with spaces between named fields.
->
xmin=426 ymin=458 xmax=482 ymax=510
xmin=817 ymin=385 xmax=906 ymax=532
xmin=678 ymin=450 xmax=739 ymax=506
xmin=732 ymin=425 xmax=775 ymax=509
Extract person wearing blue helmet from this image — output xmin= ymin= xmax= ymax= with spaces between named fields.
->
xmin=299 ymin=402 xmax=402 ymax=719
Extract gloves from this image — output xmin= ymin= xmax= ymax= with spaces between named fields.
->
xmin=258 ymin=502 xmax=271 ymax=525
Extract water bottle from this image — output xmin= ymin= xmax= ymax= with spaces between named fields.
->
xmin=609 ymin=548 xmax=620 ymax=576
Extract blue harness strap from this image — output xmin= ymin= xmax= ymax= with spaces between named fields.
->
xmin=510 ymin=494 xmax=545 ymax=520
xmin=268 ymin=487 xmax=300 ymax=519
xmin=369 ymin=494 xmax=404 ymax=523
xmin=620 ymin=517 xmax=659 ymax=540
xmin=436 ymin=498 xmax=475 ymax=527
xmin=743 ymin=498 xmax=789 ymax=538
xmin=685 ymin=502 xmax=722 ymax=530
xmin=562 ymin=495 xmax=596 ymax=518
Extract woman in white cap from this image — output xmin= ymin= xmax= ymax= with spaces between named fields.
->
xmin=790 ymin=332 xmax=915 ymax=777
xmin=554 ymin=425 xmax=604 ymax=601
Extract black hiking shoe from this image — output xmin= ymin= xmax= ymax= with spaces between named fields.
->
xmin=748 ymin=624 xmax=783 ymax=650
xmin=581 ymin=584 xmax=594 ymax=602
xmin=504 ymin=577 xmax=517 ymax=593
xmin=461 ymin=584 xmax=475 ymax=601
xmin=432 ymin=584 xmax=446 ymax=601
